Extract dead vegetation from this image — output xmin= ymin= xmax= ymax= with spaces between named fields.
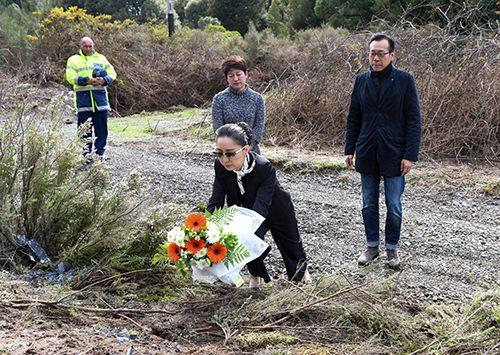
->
xmin=263 ymin=21 xmax=499 ymax=162
xmin=1 ymin=268 xmax=498 ymax=353
xmin=1 ymin=5 xmax=496 ymax=161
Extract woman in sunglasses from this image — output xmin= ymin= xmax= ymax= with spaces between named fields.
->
xmin=207 ymin=122 xmax=309 ymax=288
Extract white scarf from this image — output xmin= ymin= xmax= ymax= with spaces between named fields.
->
xmin=235 ymin=154 xmax=256 ymax=195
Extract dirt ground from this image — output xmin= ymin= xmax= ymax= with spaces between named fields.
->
xmin=0 ymin=114 xmax=499 ymax=354
xmin=105 ymin=125 xmax=499 ymax=303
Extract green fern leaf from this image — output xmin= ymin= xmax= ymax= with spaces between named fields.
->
xmin=209 ymin=206 xmax=237 ymax=227
xmin=224 ymin=243 xmax=250 ymax=268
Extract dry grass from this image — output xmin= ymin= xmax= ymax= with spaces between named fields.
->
xmin=157 ymin=272 xmax=499 ymax=353
xmin=263 ymin=23 xmax=499 ymax=161
xmin=1 ymin=263 xmax=498 ymax=353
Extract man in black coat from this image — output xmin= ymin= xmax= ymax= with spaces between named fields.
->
xmin=344 ymin=34 xmax=422 ymax=269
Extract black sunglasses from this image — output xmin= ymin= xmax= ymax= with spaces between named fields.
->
xmin=212 ymin=146 xmax=246 ymax=159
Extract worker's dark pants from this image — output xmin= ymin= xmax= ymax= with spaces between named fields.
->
xmin=77 ymin=110 xmax=108 ymax=156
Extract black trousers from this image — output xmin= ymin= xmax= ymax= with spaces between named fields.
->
xmin=77 ymin=110 xmax=108 ymax=156
xmin=246 ymin=201 xmax=307 ymax=282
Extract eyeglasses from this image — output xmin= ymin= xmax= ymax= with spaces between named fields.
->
xmin=369 ymin=51 xmax=391 ymax=58
xmin=212 ymin=146 xmax=246 ymax=159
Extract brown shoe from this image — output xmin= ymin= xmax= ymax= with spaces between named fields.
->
xmin=358 ymin=247 xmax=379 ymax=266
xmin=386 ymin=249 xmax=401 ymax=270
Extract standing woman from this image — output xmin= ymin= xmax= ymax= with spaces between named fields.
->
xmin=211 ymin=55 xmax=265 ymax=154
xmin=207 ymin=123 xmax=309 ymax=288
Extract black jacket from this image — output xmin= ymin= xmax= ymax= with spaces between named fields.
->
xmin=344 ymin=65 xmax=422 ymax=177
xmin=207 ymin=152 xmax=292 ymax=220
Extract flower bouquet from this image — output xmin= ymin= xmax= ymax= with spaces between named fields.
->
xmin=153 ymin=206 xmax=268 ymax=286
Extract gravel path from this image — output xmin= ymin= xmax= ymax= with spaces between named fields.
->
xmin=105 ymin=131 xmax=499 ymax=304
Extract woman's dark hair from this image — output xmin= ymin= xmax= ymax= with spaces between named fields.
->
xmin=369 ymin=34 xmax=395 ymax=52
xmin=215 ymin=122 xmax=253 ymax=147
xmin=222 ymin=55 xmax=248 ymax=77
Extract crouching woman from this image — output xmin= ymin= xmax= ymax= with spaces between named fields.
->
xmin=207 ymin=122 xmax=309 ymax=288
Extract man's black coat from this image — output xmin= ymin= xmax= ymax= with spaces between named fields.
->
xmin=344 ymin=64 xmax=422 ymax=177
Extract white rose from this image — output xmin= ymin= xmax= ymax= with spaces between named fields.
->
xmin=167 ymin=226 xmax=185 ymax=247
xmin=206 ymin=222 xmax=221 ymax=244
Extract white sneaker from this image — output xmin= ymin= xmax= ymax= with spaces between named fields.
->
xmin=248 ymin=275 xmax=261 ymax=289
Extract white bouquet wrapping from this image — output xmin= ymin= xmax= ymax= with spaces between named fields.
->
xmin=153 ymin=206 xmax=269 ymax=287
xmin=191 ymin=207 xmax=268 ymax=286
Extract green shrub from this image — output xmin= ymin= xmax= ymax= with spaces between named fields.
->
xmin=108 ymin=204 xmax=180 ymax=272
xmin=184 ymin=0 xmax=209 ymax=28
xmin=0 ymin=79 xmax=143 ymax=265
xmin=0 ymin=4 xmax=33 ymax=55
xmin=197 ymin=16 xmax=221 ymax=29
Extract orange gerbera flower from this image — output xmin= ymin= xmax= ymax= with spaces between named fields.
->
xmin=184 ymin=212 xmax=207 ymax=232
xmin=185 ymin=238 xmax=206 ymax=254
xmin=167 ymin=243 xmax=182 ymax=261
xmin=207 ymin=243 xmax=227 ymax=263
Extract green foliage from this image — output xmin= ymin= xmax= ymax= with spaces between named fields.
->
xmin=0 ymin=1 xmax=54 ymax=58
xmin=55 ymin=0 xmax=166 ymax=23
xmin=286 ymin=0 xmax=319 ymax=31
xmin=243 ymin=23 xmax=262 ymax=66
xmin=371 ymin=0 xmax=406 ymax=23
xmin=174 ymin=0 xmax=189 ymax=23
xmin=151 ymin=243 xmax=168 ymax=266
xmin=184 ymin=0 xmax=209 ymax=28
xmin=402 ymin=0 xmax=498 ymax=29
xmin=313 ymin=0 xmax=337 ymax=22
xmin=205 ymin=206 xmax=237 ymax=227
xmin=0 ymin=95 xmax=142 ymax=263
xmin=325 ymin=0 xmax=375 ymax=29
xmin=0 ymin=3 xmax=32 ymax=50
xmin=197 ymin=16 xmax=221 ymax=29
xmin=205 ymin=207 xmax=250 ymax=268
xmin=223 ymin=241 xmax=250 ymax=268
xmin=311 ymin=0 xmax=498 ymax=30
xmin=208 ymin=0 xmax=267 ymax=35
xmin=236 ymin=331 xmax=297 ymax=349
xmin=110 ymin=205 xmax=179 ymax=271
xmin=0 ymin=0 xmax=54 ymax=12
xmin=267 ymin=0 xmax=288 ymax=37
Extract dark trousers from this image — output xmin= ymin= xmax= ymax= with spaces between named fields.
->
xmin=246 ymin=202 xmax=307 ymax=282
xmin=77 ymin=110 xmax=108 ymax=156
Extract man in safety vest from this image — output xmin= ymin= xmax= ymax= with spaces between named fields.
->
xmin=66 ymin=36 xmax=116 ymax=159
